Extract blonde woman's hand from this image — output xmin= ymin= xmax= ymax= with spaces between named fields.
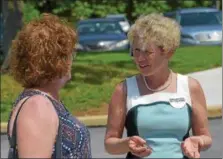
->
xmin=128 ymin=136 xmax=152 ymax=157
xmin=181 ymin=136 xmax=202 ymax=158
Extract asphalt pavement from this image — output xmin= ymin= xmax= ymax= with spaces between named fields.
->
xmin=1 ymin=119 xmax=222 ymax=158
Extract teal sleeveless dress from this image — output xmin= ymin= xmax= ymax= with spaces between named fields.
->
xmin=125 ymin=74 xmax=192 ymax=158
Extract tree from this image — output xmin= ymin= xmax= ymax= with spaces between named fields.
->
xmin=1 ymin=0 xmax=23 ymax=71
xmin=126 ymin=0 xmax=134 ymax=22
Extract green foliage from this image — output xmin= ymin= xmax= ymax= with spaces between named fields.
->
xmin=90 ymin=1 xmax=126 ymax=17
xmin=167 ymin=0 xmax=214 ymax=10
xmin=133 ymin=0 xmax=170 ymax=17
xmin=22 ymin=2 xmax=40 ymax=23
xmin=68 ymin=0 xmax=127 ymax=22
xmin=180 ymin=0 xmax=197 ymax=8
xmin=70 ymin=1 xmax=93 ymax=21
xmin=20 ymin=0 xmax=219 ymax=23
xmin=202 ymin=1 xmax=213 ymax=7
xmin=51 ymin=0 xmax=75 ymax=14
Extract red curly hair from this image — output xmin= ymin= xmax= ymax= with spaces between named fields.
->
xmin=9 ymin=13 xmax=77 ymax=88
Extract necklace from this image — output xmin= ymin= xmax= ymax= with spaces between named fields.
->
xmin=143 ymin=69 xmax=172 ymax=92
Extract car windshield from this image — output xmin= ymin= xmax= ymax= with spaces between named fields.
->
xmin=77 ymin=21 xmax=124 ymax=35
xmin=180 ymin=11 xmax=222 ymax=26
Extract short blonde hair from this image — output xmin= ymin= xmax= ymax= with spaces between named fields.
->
xmin=128 ymin=13 xmax=181 ymax=53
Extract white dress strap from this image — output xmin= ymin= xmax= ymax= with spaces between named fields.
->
xmin=126 ymin=76 xmax=140 ymax=112
xmin=177 ymin=74 xmax=192 ymax=106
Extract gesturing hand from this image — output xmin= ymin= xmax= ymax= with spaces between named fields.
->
xmin=128 ymin=136 xmax=152 ymax=158
xmin=181 ymin=136 xmax=202 ymax=158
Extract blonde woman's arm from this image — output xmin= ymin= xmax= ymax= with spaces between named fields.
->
xmin=189 ymin=77 xmax=212 ymax=150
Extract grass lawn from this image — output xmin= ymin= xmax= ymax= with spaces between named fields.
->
xmin=1 ymin=46 xmax=222 ymax=121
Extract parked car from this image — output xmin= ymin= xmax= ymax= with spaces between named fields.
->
xmin=106 ymin=14 xmax=130 ymax=33
xmin=164 ymin=7 xmax=222 ymax=46
xmin=76 ymin=18 xmax=129 ymax=52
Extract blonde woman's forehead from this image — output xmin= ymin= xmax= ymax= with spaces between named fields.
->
xmin=133 ymin=37 xmax=156 ymax=51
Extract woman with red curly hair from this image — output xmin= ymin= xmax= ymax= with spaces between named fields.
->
xmin=7 ymin=13 xmax=92 ymax=158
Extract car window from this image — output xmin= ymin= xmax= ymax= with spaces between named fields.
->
xmin=163 ymin=12 xmax=176 ymax=20
xmin=106 ymin=17 xmax=130 ymax=32
xmin=78 ymin=21 xmax=124 ymax=35
xmin=119 ymin=21 xmax=130 ymax=32
xmin=179 ymin=11 xmax=222 ymax=26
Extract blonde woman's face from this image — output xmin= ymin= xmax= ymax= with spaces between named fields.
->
xmin=132 ymin=37 xmax=168 ymax=76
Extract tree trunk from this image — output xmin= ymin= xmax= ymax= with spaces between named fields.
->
xmin=216 ymin=0 xmax=221 ymax=10
xmin=125 ymin=0 xmax=134 ymax=23
xmin=1 ymin=0 xmax=23 ymax=72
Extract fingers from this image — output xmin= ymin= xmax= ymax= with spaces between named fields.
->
xmin=129 ymin=136 xmax=147 ymax=154
xmin=129 ymin=144 xmax=147 ymax=153
xmin=183 ymin=148 xmax=194 ymax=158
xmin=138 ymin=148 xmax=152 ymax=157
xmin=181 ymin=142 xmax=200 ymax=158
xmin=185 ymin=151 xmax=200 ymax=158
xmin=129 ymin=136 xmax=152 ymax=157
xmin=181 ymin=143 xmax=192 ymax=157
xmin=194 ymin=151 xmax=200 ymax=158
xmin=131 ymin=136 xmax=146 ymax=145
xmin=131 ymin=147 xmax=152 ymax=158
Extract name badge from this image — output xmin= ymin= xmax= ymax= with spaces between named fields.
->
xmin=169 ymin=95 xmax=186 ymax=109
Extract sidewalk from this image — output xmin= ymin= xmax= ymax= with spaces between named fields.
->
xmin=188 ymin=67 xmax=222 ymax=106
xmin=1 ymin=67 xmax=222 ymax=133
xmin=187 ymin=67 xmax=222 ymax=118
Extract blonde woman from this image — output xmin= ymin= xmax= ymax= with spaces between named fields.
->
xmin=104 ymin=13 xmax=212 ymax=158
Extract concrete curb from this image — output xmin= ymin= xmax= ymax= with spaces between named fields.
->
xmin=1 ymin=105 xmax=222 ymax=134
xmin=206 ymin=105 xmax=222 ymax=118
